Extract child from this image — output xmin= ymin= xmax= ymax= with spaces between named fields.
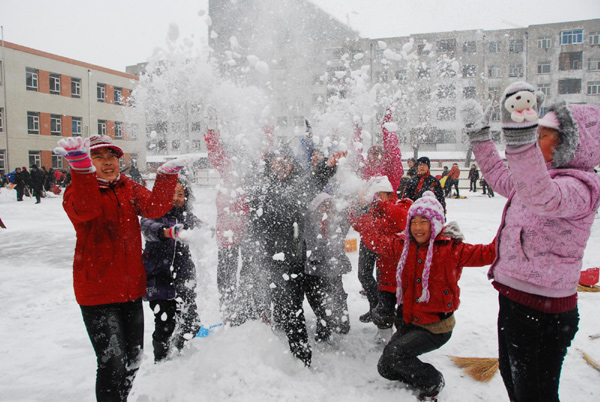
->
xmin=359 ymin=192 xmax=495 ymax=400
xmin=56 ymin=135 xmax=185 ymax=401
xmin=141 ymin=178 xmax=204 ymax=362
xmin=461 ymin=82 xmax=600 ymax=402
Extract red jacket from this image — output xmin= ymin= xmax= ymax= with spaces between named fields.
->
xmin=349 ymin=198 xmax=412 ymax=292
xmin=63 ymin=171 xmax=177 ymax=306
xmin=361 ymin=230 xmax=495 ymax=325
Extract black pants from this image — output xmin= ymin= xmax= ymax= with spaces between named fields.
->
xmin=445 ymin=179 xmax=459 ymax=197
xmin=378 ymin=322 xmax=451 ymax=396
xmin=217 ymin=245 xmax=240 ymax=319
xmin=358 ymin=241 xmax=378 ymax=312
xmin=304 ymin=274 xmax=350 ymax=340
xmin=497 ymin=294 xmax=578 ymax=402
xmin=32 ymin=185 xmax=42 ymax=202
xmin=481 ymin=181 xmax=494 ymax=196
xmin=470 ymin=178 xmax=477 ymax=192
xmin=270 ymin=268 xmax=311 ymax=366
xmin=16 ymin=185 xmax=24 ymax=201
xmin=80 ymin=299 xmax=144 ymax=402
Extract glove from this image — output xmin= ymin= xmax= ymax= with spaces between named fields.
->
xmin=371 ymin=290 xmax=396 ymax=329
xmin=158 ymin=157 xmax=190 ymax=175
xmin=164 ymin=223 xmax=184 ymax=240
xmin=442 ymin=221 xmax=465 ymax=241
xmin=501 ymin=81 xmax=544 ymax=146
xmin=53 ymin=137 xmax=92 ymax=170
xmin=459 ymin=100 xmax=493 ymax=143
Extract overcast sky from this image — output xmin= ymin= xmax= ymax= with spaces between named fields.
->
xmin=1 ymin=0 xmax=599 ymax=72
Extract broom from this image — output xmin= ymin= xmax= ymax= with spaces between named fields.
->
xmin=448 ymin=356 xmax=499 ymax=382
xmin=577 ymin=285 xmax=600 ymax=292
xmin=579 ymin=350 xmax=600 ymax=373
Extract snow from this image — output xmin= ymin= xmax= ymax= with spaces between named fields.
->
xmin=1 ymin=185 xmax=600 ymax=401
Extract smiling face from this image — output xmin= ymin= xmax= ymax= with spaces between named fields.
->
xmin=417 ymin=163 xmax=429 ymax=176
xmin=538 ymin=126 xmax=560 ymax=163
xmin=410 ymin=215 xmax=432 ymax=246
xmin=172 ymin=183 xmax=186 ymax=208
xmin=91 ymin=148 xmax=120 ymax=181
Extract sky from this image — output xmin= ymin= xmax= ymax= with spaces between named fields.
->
xmin=0 ymin=0 xmax=599 ymax=72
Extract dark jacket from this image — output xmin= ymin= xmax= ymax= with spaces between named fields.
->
xmin=403 ymin=172 xmax=446 ymax=213
xmin=468 ymin=167 xmax=480 ymax=181
xmin=30 ymin=167 xmax=45 ymax=190
xmin=141 ymin=208 xmax=203 ymax=301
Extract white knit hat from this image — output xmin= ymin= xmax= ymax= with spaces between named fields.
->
xmin=396 ymin=191 xmax=446 ymax=304
xmin=367 ymin=176 xmax=394 ymax=194
xmin=538 ymin=111 xmax=561 ymax=131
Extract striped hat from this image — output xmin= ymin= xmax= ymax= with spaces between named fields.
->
xmin=89 ymin=135 xmax=123 ymax=158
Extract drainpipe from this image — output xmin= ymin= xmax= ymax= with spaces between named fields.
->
xmin=1 ymin=26 xmax=10 ymax=172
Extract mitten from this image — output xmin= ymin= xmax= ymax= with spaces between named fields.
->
xmin=158 ymin=157 xmax=190 ymax=175
xmin=459 ymin=100 xmax=493 ymax=143
xmin=501 ymin=82 xmax=544 ymax=146
xmin=372 ymin=290 xmax=396 ymax=329
xmin=53 ymin=137 xmax=92 ymax=170
xmin=442 ymin=221 xmax=465 ymax=241
xmin=164 ymin=223 xmax=184 ymax=240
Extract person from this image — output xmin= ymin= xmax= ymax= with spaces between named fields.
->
xmin=141 ymin=178 xmax=205 ymax=362
xmin=406 ymin=157 xmax=417 ymax=177
xmin=440 ymin=166 xmax=449 ymax=178
xmin=56 ymin=134 xmax=186 ymax=401
xmin=46 ymin=167 xmax=56 ymax=192
xmin=444 ymin=163 xmax=460 ymax=198
xmin=129 ymin=164 xmax=143 ymax=185
xmin=349 ymin=109 xmax=403 ymax=323
xmin=461 ymin=81 xmax=600 ymax=402
xmin=358 ymin=192 xmax=496 ymax=400
xmin=13 ymin=167 xmax=25 ymax=201
xmin=0 ymin=170 xmax=7 ymax=187
xmin=468 ymin=164 xmax=479 ymax=192
xmin=480 ymin=176 xmax=494 ymax=197
xmin=29 ymin=164 xmax=45 ymax=204
xmin=403 ymin=157 xmax=446 ymax=213
xmin=303 ymin=192 xmax=352 ymax=339
xmin=54 ymin=168 xmax=64 ymax=186
xmin=248 ymin=143 xmax=346 ymax=366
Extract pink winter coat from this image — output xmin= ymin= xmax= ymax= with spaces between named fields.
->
xmin=474 ymin=104 xmax=600 ymax=297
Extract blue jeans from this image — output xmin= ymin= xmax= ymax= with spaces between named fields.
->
xmin=497 ymin=294 xmax=579 ymax=402
xmin=80 ymin=299 xmax=144 ymax=402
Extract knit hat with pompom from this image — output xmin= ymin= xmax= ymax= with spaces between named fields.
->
xmin=396 ymin=191 xmax=445 ymax=304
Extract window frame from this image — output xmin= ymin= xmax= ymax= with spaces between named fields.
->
xmin=97 ymin=83 xmax=106 ymax=102
xmin=72 ymin=117 xmax=82 ymax=137
xmin=114 ymin=87 xmax=123 ymax=105
xmin=509 ymin=39 xmax=524 ymax=53
xmin=488 ymin=65 xmax=501 ymax=78
xmin=537 ymin=83 xmax=551 ymax=97
xmin=537 ymin=61 xmax=551 ymax=74
xmin=49 ymin=73 xmax=61 ymax=95
xmin=561 ymin=29 xmax=584 ymax=45
xmin=98 ymin=119 xmax=107 ymax=136
xmin=588 ymin=59 xmax=600 ymax=71
xmin=50 ymin=114 xmax=62 ymax=136
xmin=27 ymin=112 xmax=40 ymax=134
xmin=26 ymin=67 xmax=38 ymax=91
xmin=437 ymin=107 xmax=456 ymax=121
xmin=462 ymin=64 xmax=477 ymax=78
xmin=538 ymin=36 xmax=552 ymax=49
xmin=0 ymin=107 xmax=3 ymax=132
xmin=508 ymin=64 xmax=524 ymax=77
xmin=488 ymin=41 xmax=501 ymax=53
xmin=463 ymin=41 xmax=476 ymax=54
xmin=590 ymin=32 xmax=600 ymax=46
xmin=558 ymin=78 xmax=582 ymax=95
xmin=29 ymin=151 xmax=41 ymax=168
xmin=71 ymin=78 xmax=81 ymax=98
xmin=52 ymin=154 xmax=64 ymax=169
xmin=114 ymin=121 xmax=123 ymax=139
xmin=587 ymin=81 xmax=600 ymax=95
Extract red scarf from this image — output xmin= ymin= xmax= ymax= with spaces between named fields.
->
xmin=415 ymin=172 xmax=430 ymax=194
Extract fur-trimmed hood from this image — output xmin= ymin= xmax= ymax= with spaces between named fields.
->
xmin=548 ymin=101 xmax=600 ymax=171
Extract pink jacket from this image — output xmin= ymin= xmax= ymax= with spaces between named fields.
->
xmin=474 ymin=104 xmax=600 ymax=297
xmin=350 ymin=110 xmax=403 ymax=196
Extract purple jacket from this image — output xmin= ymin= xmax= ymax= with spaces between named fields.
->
xmin=474 ymin=103 xmax=600 ymax=297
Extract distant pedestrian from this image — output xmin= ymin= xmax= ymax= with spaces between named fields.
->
xmin=30 ymin=165 xmax=45 ymax=204
xmin=468 ymin=164 xmax=479 ymax=192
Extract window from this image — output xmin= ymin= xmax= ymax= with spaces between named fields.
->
xmin=463 ymin=41 xmax=476 ymax=53
xmin=438 ymin=61 xmax=457 ymax=77
xmin=72 ymin=117 xmax=82 ymax=136
xmin=538 ymin=36 xmax=552 ymax=49
xmin=590 ymin=32 xmax=600 ymax=46
xmin=51 ymin=115 xmax=62 ymax=136
xmin=417 ymin=44 xmax=431 ymax=55
xmin=488 ymin=65 xmax=501 ymax=78
xmin=417 ymin=67 xmax=430 ymax=79
xmin=130 ymin=123 xmax=138 ymax=141
xmin=509 ymin=39 xmax=524 ymax=53
xmin=98 ymin=120 xmax=107 ymax=135
xmin=588 ymin=59 xmax=600 ymax=71
xmin=0 ymin=61 xmax=2 ymax=86
xmin=29 ymin=151 xmax=41 ymax=168
xmin=26 ymin=67 xmax=38 ymax=91
xmin=437 ymin=84 xmax=456 ymax=99
xmin=114 ymin=122 xmax=123 ymax=139
xmin=491 ymin=107 xmax=501 ymax=122
xmin=0 ymin=107 xmax=3 ymax=132
xmin=538 ymin=83 xmax=551 ymax=97
xmin=559 ymin=52 xmax=583 ymax=70
xmin=537 ymin=61 xmax=551 ymax=74
xmin=49 ymin=73 xmax=60 ymax=95
xmin=417 ymin=88 xmax=431 ymax=101
xmin=437 ymin=39 xmax=456 ymax=53
xmin=27 ymin=112 xmax=40 ymax=134
xmin=191 ymin=122 xmax=202 ymax=132
xmin=52 ymin=154 xmax=63 ymax=169
xmin=97 ymin=84 xmax=106 ymax=102
xmin=377 ymin=71 xmax=388 ymax=82
xmin=558 ymin=79 xmax=581 ymax=94
xmin=488 ymin=87 xmax=500 ymax=100
xmin=0 ymin=150 xmax=5 ymax=170
xmin=277 ymin=117 xmax=288 ymax=127
xmin=437 ymin=107 xmax=456 ymax=121
xmin=588 ymin=81 xmax=600 ymax=95
xmin=509 ymin=64 xmax=524 ymax=77
xmin=462 ymin=64 xmax=476 ymax=78
xmin=71 ymin=78 xmax=81 ymax=98
xmin=192 ymin=140 xmax=203 ymax=151
xmin=172 ymin=140 xmax=180 ymax=150
xmin=463 ymin=86 xmax=476 ymax=99
xmin=561 ymin=29 xmax=584 ymax=45
xmin=488 ymin=41 xmax=501 ymax=53
xmin=114 ymin=87 xmax=123 ymax=105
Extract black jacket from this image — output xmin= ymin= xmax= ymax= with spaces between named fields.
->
xmin=403 ymin=173 xmax=446 ymax=213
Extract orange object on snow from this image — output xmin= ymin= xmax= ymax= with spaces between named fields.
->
xmin=344 ymin=238 xmax=358 ymax=252
xmin=580 ymin=268 xmax=599 ymax=287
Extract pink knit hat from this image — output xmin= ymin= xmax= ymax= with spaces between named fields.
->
xmin=396 ymin=191 xmax=445 ymax=304
xmin=89 ymin=135 xmax=124 ymax=158
xmin=538 ymin=111 xmax=561 ymax=131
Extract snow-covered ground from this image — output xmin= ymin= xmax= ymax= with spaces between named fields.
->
xmin=1 ymin=184 xmax=599 ymax=402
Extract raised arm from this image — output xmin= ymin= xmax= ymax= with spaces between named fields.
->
xmin=381 ymin=108 xmax=403 ymax=190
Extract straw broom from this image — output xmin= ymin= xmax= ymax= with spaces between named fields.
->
xmin=448 ymin=356 xmax=499 ymax=382
xmin=580 ymin=350 xmax=600 ymax=373
xmin=577 ymin=284 xmax=600 ymax=292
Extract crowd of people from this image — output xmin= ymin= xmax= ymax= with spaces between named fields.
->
xmin=46 ymin=80 xmax=600 ymax=402
xmin=0 ymin=165 xmax=70 ymax=203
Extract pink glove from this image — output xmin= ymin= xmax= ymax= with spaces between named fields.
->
xmin=164 ymin=223 xmax=185 ymax=240
xmin=158 ymin=158 xmax=189 ymax=175
xmin=53 ymin=137 xmax=92 ymax=170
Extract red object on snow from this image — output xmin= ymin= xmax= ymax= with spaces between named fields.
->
xmin=579 ymin=268 xmax=599 ymax=287
xmin=52 ymin=184 xmax=62 ymax=195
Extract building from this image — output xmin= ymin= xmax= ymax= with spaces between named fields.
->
xmin=0 ymin=41 xmax=145 ymax=173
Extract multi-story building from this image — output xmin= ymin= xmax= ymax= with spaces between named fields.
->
xmin=0 ymin=41 xmax=145 ymax=173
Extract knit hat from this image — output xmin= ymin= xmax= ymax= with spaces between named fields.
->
xmin=367 ymin=176 xmax=394 ymax=194
xmin=89 ymin=135 xmax=124 ymax=158
xmin=417 ymin=156 xmax=430 ymax=168
xmin=538 ymin=111 xmax=560 ymax=131
xmin=538 ymin=100 xmax=580 ymax=167
xmin=396 ymin=191 xmax=446 ymax=304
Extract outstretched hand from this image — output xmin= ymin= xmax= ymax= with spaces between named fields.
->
xmin=53 ymin=137 xmax=92 ymax=170
xmin=158 ymin=156 xmax=198 ymax=175
xmin=326 ymin=150 xmax=348 ymax=167
xmin=459 ymin=101 xmax=493 ymax=143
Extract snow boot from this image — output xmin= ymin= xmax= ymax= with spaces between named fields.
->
xmin=359 ymin=311 xmax=372 ymax=323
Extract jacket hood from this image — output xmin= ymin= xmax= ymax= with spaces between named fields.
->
xmin=549 ymin=101 xmax=600 ymax=171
